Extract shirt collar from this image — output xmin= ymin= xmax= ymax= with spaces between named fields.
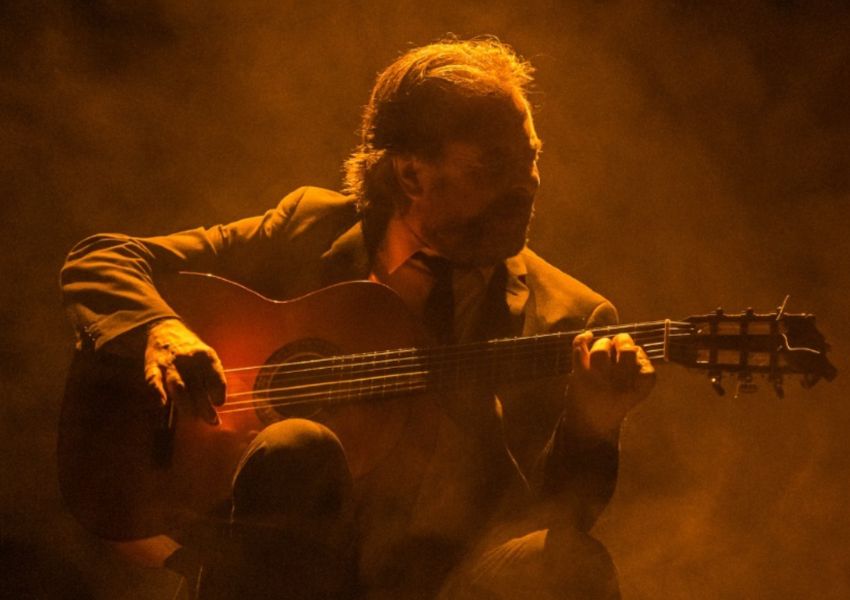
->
xmin=378 ymin=214 xmax=426 ymax=276
xmin=374 ymin=213 xmax=496 ymax=281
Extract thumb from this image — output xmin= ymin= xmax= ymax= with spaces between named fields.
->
xmin=145 ymin=361 xmax=168 ymax=407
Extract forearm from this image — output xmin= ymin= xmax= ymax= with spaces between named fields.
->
xmin=534 ymin=397 xmax=620 ymax=531
xmin=530 ymin=299 xmax=623 ymax=530
xmin=60 ymin=187 xmax=313 ymax=351
xmin=534 ymin=311 xmax=655 ymax=530
xmin=60 ymin=229 xmax=221 ymax=351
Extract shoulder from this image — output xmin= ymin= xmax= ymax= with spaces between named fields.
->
xmin=261 ymin=186 xmax=361 ymax=255
xmin=275 ymin=186 xmax=359 ymax=229
xmin=519 ymin=247 xmax=619 ymax=330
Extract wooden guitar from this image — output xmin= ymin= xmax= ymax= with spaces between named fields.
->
xmin=57 ymin=272 xmax=837 ymax=544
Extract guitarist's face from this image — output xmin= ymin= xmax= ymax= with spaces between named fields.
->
xmin=394 ymin=94 xmax=542 ymax=267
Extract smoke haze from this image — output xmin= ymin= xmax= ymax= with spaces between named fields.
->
xmin=2 ymin=1 xmax=848 ymax=597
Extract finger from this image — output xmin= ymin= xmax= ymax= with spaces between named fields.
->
xmin=635 ymin=350 xmax=657 ymax=395
xmin=612 ymin=348 xmax=639 ymax=392
xmin=612 ymin=334 xmax=637 ymax=365
xmin=145 ymin=362 xmax=168 ymax=407
xmin=164 ymin=366 xmax=189 ymax=408
xmin=196 ymin=380 xmax=220 ymax=426
xmin=204 ymin=354 xmax=227 ymax=407
xmin=572 ymin=331 xmax=593 ymax=372
xmin=588 ymin=337 xmax=614 ymax=375
xmin=177 ymin=351 xmax=224 ymax=421
xmin=185 ymin=374 xmax=218 ymax=425
xmin=636 ymin=345 xmax=656 ymax=376
xmin=612 ymin=334 xmax=639 ymax=378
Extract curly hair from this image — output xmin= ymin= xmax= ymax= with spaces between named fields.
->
xmin=342 ymin=37 xmax=536 ymax=225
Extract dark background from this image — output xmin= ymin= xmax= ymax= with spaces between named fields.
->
xmin=2 ymin=1 xmax=848 ymax=598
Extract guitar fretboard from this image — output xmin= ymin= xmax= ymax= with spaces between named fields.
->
xmin=221 ymin=320 xmax=693 ymax=414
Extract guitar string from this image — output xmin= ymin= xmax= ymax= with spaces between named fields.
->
xmin=215 ymin=347 xmax=670 ymax=415
xmin=218 ymin=320 xmax=693 ymax=377
xmin=221 ymin=327 xmax=687 ymax=390
xmin=218 ymin=340 xmax=687 ymax=409
xmin=216 ymin=347 xmax=671 ymax=416
xmin=215 ymin=342 xmax=684 ymax=412
xmin=218 ymin=332 xmax=693 ymax=406
xmin=218 ymin=323 xmax=693 ymax=378
xmin=218 ymin=337 xmax=693 ymax=411
xmin=214 ymin=343 xmax=680 ymax=413
xmin=217 ymin=325 xmax=693 ymax=393
xmin=218 ymin=331 xmax=689 ymax=404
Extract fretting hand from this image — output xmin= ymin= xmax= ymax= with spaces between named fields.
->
xmin=145 ymin=318 xmax=227 ymax=425
xmin=568 ymin=331 xmax=656 ymax=437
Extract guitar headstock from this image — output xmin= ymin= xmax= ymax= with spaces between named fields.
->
xmin=670 ymin=305 xmax=837 ymax=397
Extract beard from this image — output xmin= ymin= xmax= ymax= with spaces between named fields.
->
xmin=427 ymin=193 xmax=535 ymax=267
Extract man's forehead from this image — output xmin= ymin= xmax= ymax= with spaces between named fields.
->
xmin=442 ymin=129 xmax=541 ymax=166
xmin=455 ymin=95 xmax=540 ymax=149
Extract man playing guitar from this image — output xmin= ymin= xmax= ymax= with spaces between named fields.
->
xmin=61 ymin=38 xmax=655 ymax=599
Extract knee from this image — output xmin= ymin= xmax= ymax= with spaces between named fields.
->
xmin=544 ymin=528 xmax=620 ymax=599
xmin=232 ymin=419 xmax=351 ymax=519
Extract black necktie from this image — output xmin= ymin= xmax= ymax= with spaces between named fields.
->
xmin=415 ymin=252 xmax=455 ymax=345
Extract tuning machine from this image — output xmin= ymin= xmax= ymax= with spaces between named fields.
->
xmin=734 ymin=372 xmax=758 ymax=398
xmin=801 ymin=372 xmax=822 ymax=389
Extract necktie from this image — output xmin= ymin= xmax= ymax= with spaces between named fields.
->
xmin=415 ymin=252 xmax=455 ymax=345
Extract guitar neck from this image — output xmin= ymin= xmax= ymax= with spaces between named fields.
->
xmin=247 ymin=302 xmax=836 ymax=409
xmin=417 ymin=320 xmax=683 ymax=390
xmin=256 ymin=320 xmax=688 ymax=408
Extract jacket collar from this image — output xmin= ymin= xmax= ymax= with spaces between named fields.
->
xmin=320 ymin=221 xmax=372 ymax=284
xmin=320 ymin=220 xmax=531 ymax=330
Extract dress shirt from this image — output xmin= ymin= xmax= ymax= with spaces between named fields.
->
xmin=369 ymin=214 xmax=494 ymax=343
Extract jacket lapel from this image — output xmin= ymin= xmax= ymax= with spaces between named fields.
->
xmin=474 ymin=251 xmax=530 ymax=340
xmin=503 ymin=253 xmax=529 ymax=324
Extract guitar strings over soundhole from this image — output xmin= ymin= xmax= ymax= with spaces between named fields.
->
xmin=252 ymin=338 xmax=341 ymax=425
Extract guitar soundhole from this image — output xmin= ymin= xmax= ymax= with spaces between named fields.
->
xmin=253 ymin=338 xmax=341 ymax=426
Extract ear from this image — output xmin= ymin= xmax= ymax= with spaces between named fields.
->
xmin=391 ymin=154 xmax=425 ymax=201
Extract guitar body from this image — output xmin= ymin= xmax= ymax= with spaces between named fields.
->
xmin=58 ymin=274 xmax=430 ymax=541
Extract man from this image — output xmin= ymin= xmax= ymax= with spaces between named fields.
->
xmin=61 ymin=38 xmax=654 ymax=599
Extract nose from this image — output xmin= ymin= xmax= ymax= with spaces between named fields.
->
xmin=511 ymin=158 xmax=540 ymax=198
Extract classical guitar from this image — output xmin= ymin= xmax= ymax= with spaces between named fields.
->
xmin=58 ymin=272 xmax=836 ymax=544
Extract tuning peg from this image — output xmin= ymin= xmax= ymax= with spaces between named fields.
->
xmin=710 ymin=373 xmax=725 ymax=396
xmin=776 ymin=295 xmax=790 ymax=319
xmin=801 ymin=373 xmax=821 ymax=389
xmin=735 ymin=373 xmax=758 ymax=398
xmin=768 ymin=373 xmax=784 ymax=398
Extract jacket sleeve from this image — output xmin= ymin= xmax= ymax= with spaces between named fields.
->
xmin=60 ymin=187 xmax=310 ymax=351
xmin=534 ymin=299 xmax=621 ymax=531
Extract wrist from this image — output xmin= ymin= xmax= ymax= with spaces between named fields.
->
xmin=563 ymin=386 xmax=623 ymax=443
xmin=102 ymin=318 xmax=179 ymax=357
xmin=146 ymin=317 xmax=183 ymax=333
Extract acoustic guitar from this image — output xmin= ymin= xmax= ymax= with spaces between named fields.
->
xmin=57 ymin=272 xmax=837 ymax=546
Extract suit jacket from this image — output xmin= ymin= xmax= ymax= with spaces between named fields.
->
xmin=61 ymin=186 xmax=621 ymax=567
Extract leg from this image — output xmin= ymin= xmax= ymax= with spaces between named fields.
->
xmin=198 ymin=419 xmax=357 ymax=600
xmin=439 ymin=527 xmax=620 ymax=600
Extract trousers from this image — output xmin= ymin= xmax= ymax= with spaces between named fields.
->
xmin=194 ymin=419 xmax=620 ymax=600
